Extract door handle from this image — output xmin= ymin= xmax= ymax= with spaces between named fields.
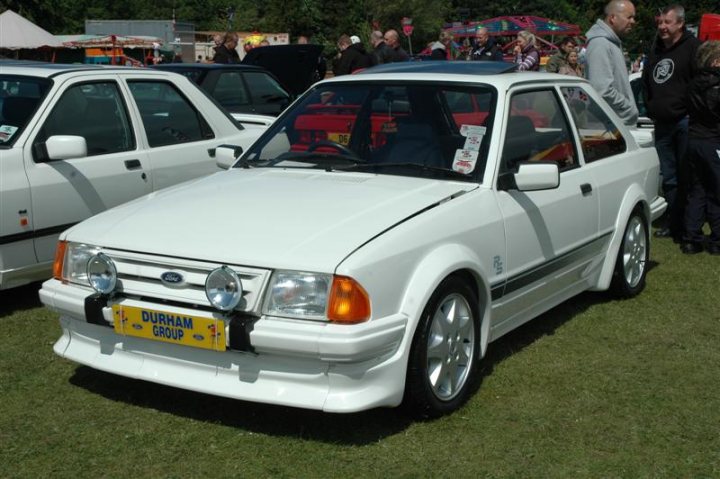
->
xmin=580 ymin=183 xmax=592 ymax=195
xmin=124 ymin=159 xmax=142 ymax=170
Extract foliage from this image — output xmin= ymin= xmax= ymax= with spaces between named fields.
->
xmin=0 ymin=0 xmax=716 ymax=55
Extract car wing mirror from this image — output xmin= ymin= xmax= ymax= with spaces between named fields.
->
xmin=511 ymin=162 xmax=560 ymax=191
xmin=37 ymin=135 xmax=88 ymax=162
xmin=214 ymin=144 xmax=244 ymax=169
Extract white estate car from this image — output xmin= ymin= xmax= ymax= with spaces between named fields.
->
xmin=0 ymin=62 xmax=265 ymax=290
xmin=41 ymin=62 xmax=667 ymax=417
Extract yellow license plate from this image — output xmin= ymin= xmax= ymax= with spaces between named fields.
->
xmin=112 ymin=305 xmax=226 ymax=351
xmin=328 ymin=132 xmax=350 ymax=145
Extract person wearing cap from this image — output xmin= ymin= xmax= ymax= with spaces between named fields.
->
xmin=332 ymin=34 xmax=372 ymax=76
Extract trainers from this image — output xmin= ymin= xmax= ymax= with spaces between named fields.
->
xmin=680 ymin=242 xmax=703 ymax=255
xmin=707 ymin=243 xmax=720 ymax=256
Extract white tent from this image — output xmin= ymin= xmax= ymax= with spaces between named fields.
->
xmin=0 ymin=9 xmax=64 ymax=49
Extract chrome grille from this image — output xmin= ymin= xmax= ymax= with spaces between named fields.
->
xmin=102 ymin=248 xmax=270 ymax=315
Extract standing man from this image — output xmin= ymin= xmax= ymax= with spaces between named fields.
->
xmin=212 ymin=33 xmax=240 ymax=64
xmin=642 ymin=5 xmax=700 ymax=240
xmin=383 ymin=29 xmax=410 ymax=62
xmin=546 ymin=37 xmax=577 ymax=73
xmin=585 ymin=0 xmax=638 ymax=126
xmin=470 ymin=27 xmax=503 ymax=62
xmin=333 ymin=34 xmax=372 ymax=76
xmin=370 ymin=31 xmax=394 ymax=65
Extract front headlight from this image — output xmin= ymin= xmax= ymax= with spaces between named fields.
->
xmin=264 ymin=271 xmax=332 ymax=321
xmin=264 ymin=271 xmax=370 ymax=323
xmin=58 ymin=242 xmax=101 ymax=286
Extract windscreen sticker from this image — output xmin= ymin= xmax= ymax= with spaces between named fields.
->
xmin=460 ymin=124 xmax=486 ymax=137
xmin=452 ymin=149 xmax=479 ymax=174
xmin=464 ymin=134 xmax=483 ymax=152
xmin=0 ymin=125 xmax=18 ymax=142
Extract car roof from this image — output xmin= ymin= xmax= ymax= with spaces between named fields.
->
xmin=358 ymin=61 xmax=518 ymax=76
xmin=326 ymin=63 xmax=591 ymax=90
xmin=152 ymin=63 xmax=267 ymax=73
xmin=0 ymin=61 xmax=183 ymax=79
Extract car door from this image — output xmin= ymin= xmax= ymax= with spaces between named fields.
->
xmin=123 ymin=77 xmax=222 ymax=190
xmin=493 ymin=88 xmax=600 ymax=326
xmin=23 ymin=76 xmax=152 ymax=263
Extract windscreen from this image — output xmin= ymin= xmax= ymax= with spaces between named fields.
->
xmin=241 ymin=81 xmax=496 ymax=182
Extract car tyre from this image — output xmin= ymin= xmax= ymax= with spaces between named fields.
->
xmin=610 ymin=209 xmax=648 ymax=298
xmin=404 ymin=275 xmax=480 ymax=418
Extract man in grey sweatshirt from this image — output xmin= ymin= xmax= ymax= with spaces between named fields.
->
xmin=585 ymin=0 xmax=638 ymax=126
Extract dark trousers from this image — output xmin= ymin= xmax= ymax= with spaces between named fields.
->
xmin=683 ymin=138 xmax=720 ymax=245
xmin=655 ymin=118 xmax=689 ymax=236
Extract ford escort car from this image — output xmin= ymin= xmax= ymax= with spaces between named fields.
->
xmin=40 ymin=62 xmax=666 ymax=417
xmin=0 ymin=62 xmax=265 ymax=290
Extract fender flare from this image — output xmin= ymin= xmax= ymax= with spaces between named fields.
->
xmin=591 ymin=184 xmax=650 ymax=291
xmin=398 ymin=243 xmax=493 ymax=359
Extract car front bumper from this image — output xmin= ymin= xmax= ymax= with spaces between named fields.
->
xmin=41 ymin=279 xmax=410 ymax=412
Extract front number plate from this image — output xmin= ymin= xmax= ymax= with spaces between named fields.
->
xmin=112 ymin=305 xmax=226 ymax=351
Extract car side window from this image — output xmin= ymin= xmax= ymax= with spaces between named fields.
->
xmin=35 ymin=81 xmax=134 ymax=158
xmin=213 ymin=72 xmax=250 ymax=108
xmin=244 ymin=72 xmax=290 ymax=105
xmin=127 ymin=80 xmax=215 ymax=148
xmin=501 ymin=89 xmax=577 ymax=173
xmin=561 ymin=87 xmax=627 ymax=163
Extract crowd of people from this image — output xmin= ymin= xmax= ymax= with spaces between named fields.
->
xmin=206 ymin=1 xmax=719 ymax=255
xmin=580 ymin=1 xmax=719 ymax=256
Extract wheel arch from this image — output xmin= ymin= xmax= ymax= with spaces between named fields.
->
xmin=398 ymin=243 xmax=493 ymax=359
xmin=592 ymin=185 xmax=650 ymax=291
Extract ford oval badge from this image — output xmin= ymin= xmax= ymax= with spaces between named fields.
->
xmin=161 ymin=271 xmax=185 ymax=287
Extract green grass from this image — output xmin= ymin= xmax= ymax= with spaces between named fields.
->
xmin=1 ymin=238 xmax=719 ymax=478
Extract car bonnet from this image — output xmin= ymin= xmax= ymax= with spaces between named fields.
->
xmin=63 ymin=169 xmax=478 ymax=273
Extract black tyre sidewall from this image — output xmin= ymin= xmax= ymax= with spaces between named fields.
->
xmin=404 ymin=275 xmax=480 ymax=418
xmin=611 ymin=210 xmax=648 ymax=298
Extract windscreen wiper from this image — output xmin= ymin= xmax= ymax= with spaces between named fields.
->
xmin=348 ymin=162 xmax=470 ymax=179
xmin=270 ymin=151 xmax=365 ymax=170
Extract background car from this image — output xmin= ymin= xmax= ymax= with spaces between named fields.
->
xmin=41 ymin=62 xmax=666 ymax=418
xmin=154 ymin=44 xmax=325 ymax=127
xmin=152 ymin=64 xmax=291 ymax=127
xmin=0 ymin=62 xmax=264 ymax=290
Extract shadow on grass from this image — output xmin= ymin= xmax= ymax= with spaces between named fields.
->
xmin=69 ymin=365 xmax=413 ymax=444
xmin=0 ymin=282 xmax=42 ymax=318
xmin=67 ymin=286 xmax=642 ymax=444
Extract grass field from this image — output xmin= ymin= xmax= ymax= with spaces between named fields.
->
xmin=1 ymin=237 xmax=718 ymax=478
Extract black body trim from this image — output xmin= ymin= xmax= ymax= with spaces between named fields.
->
xmin=490 ymin=232 xmax=611 ymax=301
xmin=0 ymin=222 xmax=77 ymax=245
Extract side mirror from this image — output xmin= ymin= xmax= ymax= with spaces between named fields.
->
xmin=513 ymin=162 xmax=559 ymax=191
xmin=45 ymin=135 xmax=88 ymax=161
xmin=215 ymin=144 xmax=244 ymax=169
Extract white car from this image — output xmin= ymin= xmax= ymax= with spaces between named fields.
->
xmin=41 ymin=62 xmax=666 ymax=417
xmin=0 ymin=62 xmax=265 ymax=290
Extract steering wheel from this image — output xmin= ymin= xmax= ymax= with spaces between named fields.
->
xmin=306 ymin=140 xmax=356 ymax=157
